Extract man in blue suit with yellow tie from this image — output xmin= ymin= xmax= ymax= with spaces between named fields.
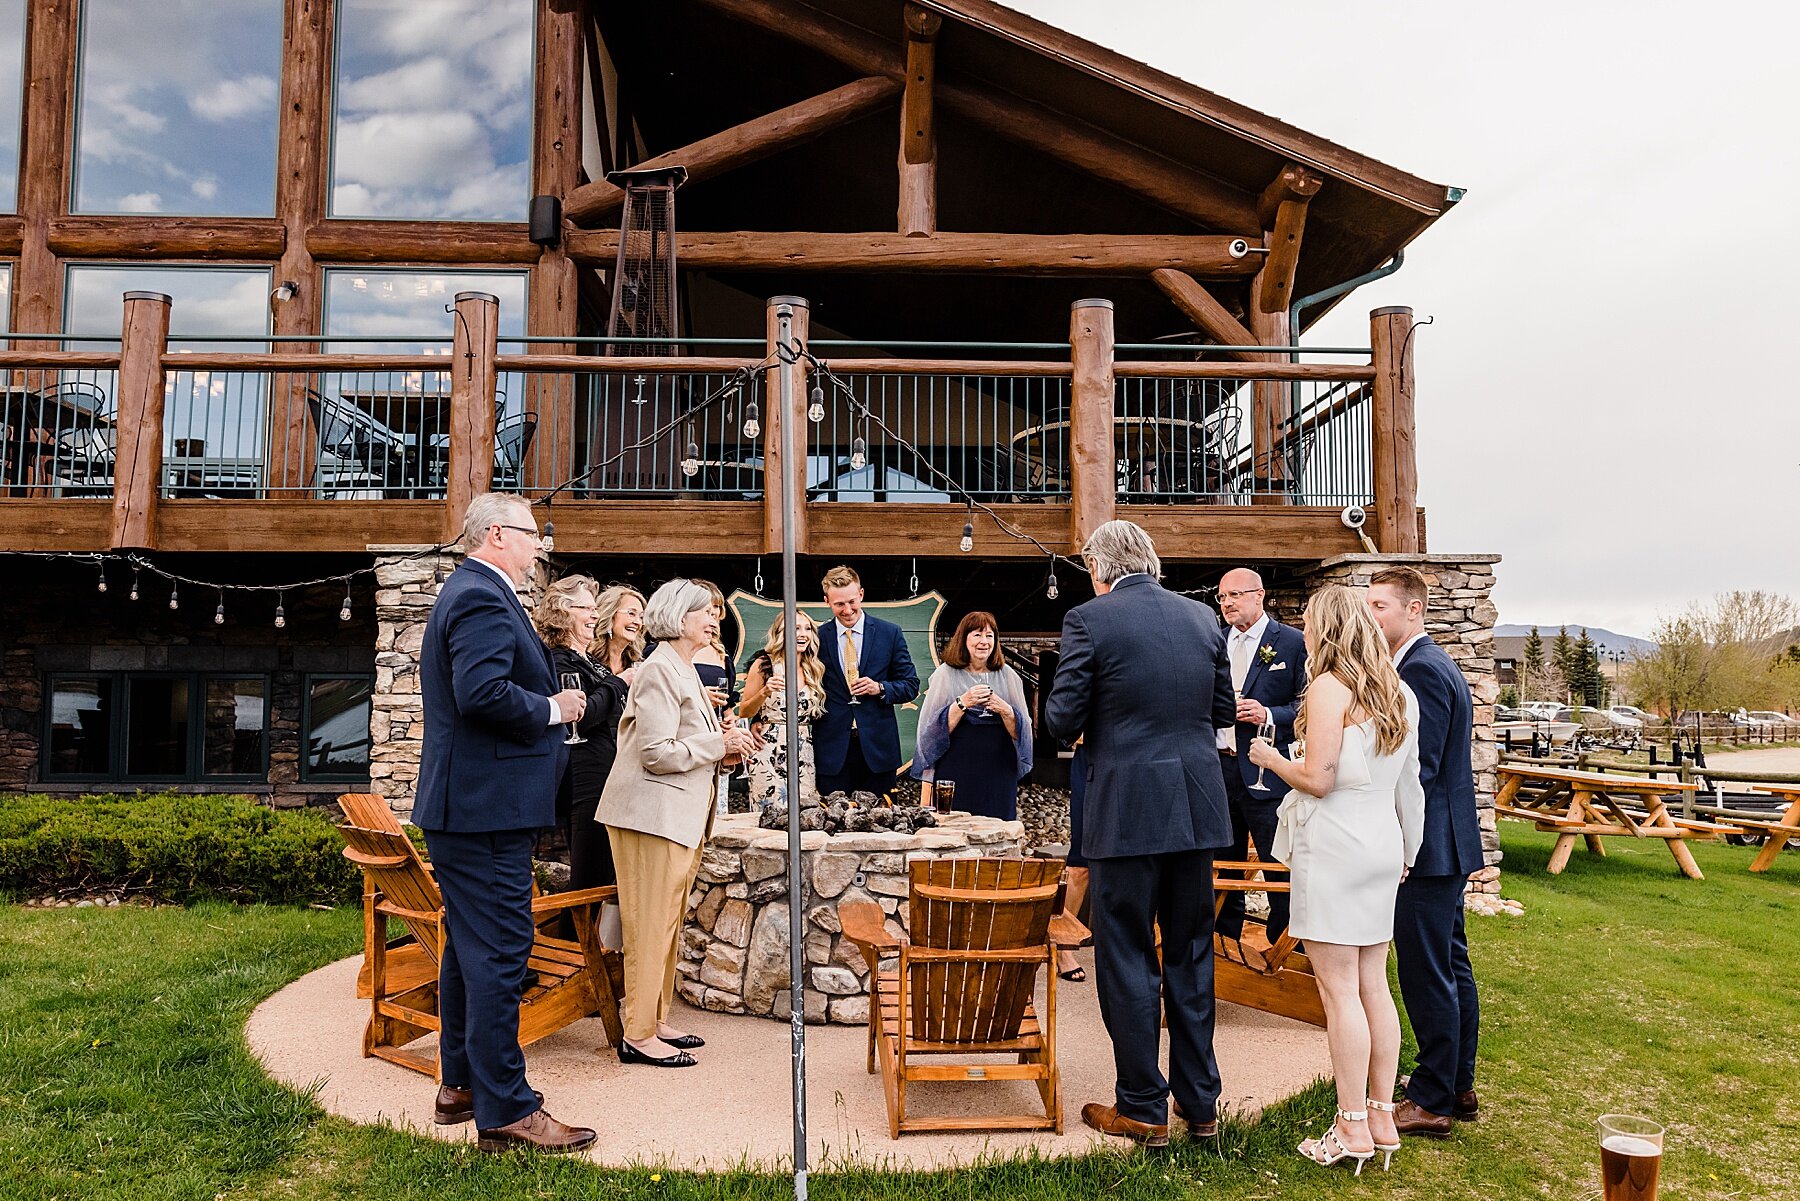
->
xmin=413 ymin=493 xmax=595 ymax=1153
xmin=1366 ymin=566 xmax=1484 ymax=1139
xmin=814 ymin=564 xmax=919 ymax=797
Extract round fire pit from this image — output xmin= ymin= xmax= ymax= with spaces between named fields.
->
xmin=675 ymin=810 xmax=1026 ymax=1024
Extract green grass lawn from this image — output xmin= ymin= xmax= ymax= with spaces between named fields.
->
xmin=2 ymin=825 xmax=1796 ymax=1200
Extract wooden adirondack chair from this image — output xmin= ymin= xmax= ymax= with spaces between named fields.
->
xmin=841 ymin=857 xmax=1088 ymax=1138
xmin=1210 ymin=856 xmax=1326 ymax=1028
xmin=336 ymin=795 xmax=625 ymax=1077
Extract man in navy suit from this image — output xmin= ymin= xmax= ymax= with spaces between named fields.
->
xmin=413 ymin=493 xmax=595 ymax=1153
xmin=1044 ymin=521 xmax=1237 ymax=1148
xmin=1366 ymin=566 xmax=1484 ymax=1139
xmin=1213 ymin=568 xmax=1308 ymax=952
xmin=814 ymin=564 xmax=919 ymax=797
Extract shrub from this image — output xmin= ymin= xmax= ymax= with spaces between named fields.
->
xmin=0 ymin=793 xmax=360 ymax=906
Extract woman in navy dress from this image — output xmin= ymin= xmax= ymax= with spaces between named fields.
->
xmin=913 ymin=611 xmax=1033 ymax=821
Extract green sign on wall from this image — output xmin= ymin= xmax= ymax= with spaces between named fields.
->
xmin=727 ymin=590 xmax=946 ymax=769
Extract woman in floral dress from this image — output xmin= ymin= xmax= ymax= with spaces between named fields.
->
xmin=738 ymin=611 xmax=826 ymax=808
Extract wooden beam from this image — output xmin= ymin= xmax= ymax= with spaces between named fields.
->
xmin=270 ymin=0 xmax=334 ymax=490
xmin=15 ymin=0 xmax=77 ymax=347
xmin=1069 ymin=299 xmax=1115 ymax=550
xmin=154 ymin=500 xmax=444 ymax=553
xmin=0 ymin=500 xmax=112 ymax=550
xmin=527 ymin=0 xmax=583 ymax=490
xmin=564 ymin=77 xmax=901 ymax=225
xmin=1369 ymin=306 xmax=1420 ymax=553
xmin=898 ymin=4 xmax=941 ymax=236
xmin=691 ymin=0 xmax=1261 ymax=234
xmin=1149 ymin=269 xmax=1258 ymax=360
xmin=565 ymin=230 xmax=1259 ymax=276
xmin=1257 ymin=163 xmax=1325 ymax=229
xmin=806 ymin=502 xmax=1066 ymax=559
xmin=0 ymin=215 xmax=22 ymax=256
xmin=444 ymin=292 xmax=500 ymax=542
xmin=1121 ymin=506 xmax=1363 ymax=561
xmin=306 ymin=221 xmax=539 ymax=264
xmin=1255 ymin=165 xmax=1323 ymax=315
xmin=46 ymin=218 xmax=286 ymax=259
xmin=110 ymin=293 xmax=171 ymax=550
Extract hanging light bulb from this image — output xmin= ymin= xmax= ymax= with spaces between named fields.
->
xmin=753 ymin=557 xmax=765 ymax=595
xmin=1045 ymin=562 xmax=1060 ymax=601
xmin=214 ymin=589 xmax=226 ymax=625
xmin=168 ymin=580 xmax=180 ymax=611
xmin=129 ymin=567 xmax=141 ymax=602
xmin=849 ymin=435 xmax=867 ymax=472
xmin=959 ymin=505 xmax=975 ymax=554
xmin=274 ymin=591 xmax=286 ymax=629
xmin=681 ymin=423 xmax=700 ymax=478
xmin=742 ymin=399 xmax=761 ymax=439
xmin=339 ymin=582 xmax=353 ymax=622
xmin=96 ymin=561 xmax=107 ymax=593
xmin=807 ymin=382 xmax=825 ymax=423
xmin=540 ymin=520 xmax=555 ymax=555
xmin=908 ymin=557 xmax=919 ymax=597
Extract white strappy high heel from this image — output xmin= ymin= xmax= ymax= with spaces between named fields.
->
xmin=1298 ymin=1108 xmax=1377 ymax=1175
xmin=1366 ymin=1097 xmax=1401 ymax=1170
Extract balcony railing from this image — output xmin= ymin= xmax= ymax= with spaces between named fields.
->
xmin=0 ymin=294 xmax=1423 ymax=556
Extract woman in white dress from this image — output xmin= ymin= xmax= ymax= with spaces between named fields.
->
xmin=1248 ymin=585 xmax=1424 ymax=1174
xmin=738 ymin=611 xmax=825 ymax=808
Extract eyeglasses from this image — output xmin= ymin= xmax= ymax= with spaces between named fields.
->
xmin=493 ymin=523 xmax=540 ymax=541
xmin=1219 ymin=587 xmax=1264 ymax=601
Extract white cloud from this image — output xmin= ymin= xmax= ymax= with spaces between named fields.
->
xmin=188 ymin=74 xmax=277 ymax=123
xmin=116 ymin=191 xmax=163 ymax=212
xmin=333 ymin=110 xmax=489 ymax=191
xmin=190 ymin=177 xmax=218 ymax=200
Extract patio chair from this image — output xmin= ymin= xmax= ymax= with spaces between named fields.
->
xmin=335 ymin=794 xmax=625 ymax=1076
xmin=841 ymin=856 xmax=1087 ymax=1138
xmin=305 ymin=389 xmax=420 ymax=496
xmin=1234 ymin=429 xmax=1316 ymax=502
xmin=492 ymin=410 xmax=538 ymax=489
xmin=1209 ymin=856 xmax=1325 ymax=1027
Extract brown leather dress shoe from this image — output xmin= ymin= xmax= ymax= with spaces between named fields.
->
xmin=1081 ymin=1103 xmax=1170 ymax=1148
xmin=434 ymin=1085 xmax=542 ymax=1126
xmin=1393 ymin=1097 xmax=1453 ymax=1138
xmin=1171 ymin=1099 xmax=1220 ymax=1138
xmin=1453 ymin=1088 xmax=1479 ymax=1121
xmin=476 ymin=1107 xmax=597 ymax=1154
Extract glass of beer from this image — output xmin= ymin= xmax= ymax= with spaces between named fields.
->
xmin=1598 ymin=1114 xmax=1662 ymax=1201
xmin=934 ymin=779 xmax=956 ymax=812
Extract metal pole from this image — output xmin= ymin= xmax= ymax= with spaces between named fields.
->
xmin=774 ymin=297 xmax=809 ymax=1200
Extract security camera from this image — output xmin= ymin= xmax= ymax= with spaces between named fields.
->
xmin=1227 ymin=238 xmax=1250 ymax=258
xmin=1340 ymin=505 xmax=1367 ymax=530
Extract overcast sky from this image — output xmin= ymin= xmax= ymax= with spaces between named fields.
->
xmin=1015 ymin=0 xmax=1800 ymax=637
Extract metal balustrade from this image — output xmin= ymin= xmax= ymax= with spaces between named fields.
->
xmin=0 ymin=366 xmax=121 ymax=497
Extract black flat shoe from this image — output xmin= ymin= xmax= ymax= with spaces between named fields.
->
xmin=618 ymin=1040 xmax=698 ymax=1068
xmin=1059 ymin=966 xmax=1087 ymax=982
xmin=662 ymin=1033 xmax=705 ymax=1050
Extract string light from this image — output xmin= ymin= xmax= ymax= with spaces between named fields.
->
xmin=960 ymin=504 xmax=975 ymax=554
xmin=273 ymin=591 xmax=286 ymax=629
xmin=129 ymin=567 xmax=140 ymax=602
xmin=742 ymin=399 xmax=760 ymax=440
xmin=540 ymin=519 xmax=555 ymax=555
xmin=167 ymin=580 xmax=179 ymax=610
xmin=214 ymin=588 xmax=226 ymax=625
xmin=753 ymin=557 xmax=764 ymax=595
xmin=681 ymin=423 xmax=700 ymax=478
xmin=339 ymin=582 xmax=353 ymax=622
xmin=96 ymin=561 xmax=107 ymax=593
xmin=1046 ymin=562 xmax=1060 ymax=600
xmin=849 ymin=434 xmax=867 ymax=472
xmin=909 ymin=557 xmax=919 ymax=596
xmin=807 ymin=382 xmax=825 ymax=423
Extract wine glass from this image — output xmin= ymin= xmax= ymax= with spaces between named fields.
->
xmin=1251 ymin=719 xmax=1277 ymax=790
xmin=845 ymin=659 xmax=862 ymax=706
xmin=559 ymin=672 xmax=586 ymax=745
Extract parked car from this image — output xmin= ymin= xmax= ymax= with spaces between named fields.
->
xmin=1595 ymin=706 xmax=1645 ymax=728
xmin=1607 ymin=704 xmax=1656 ymax=725
xmin=1728 ymin=710 xmax=1768 ymax=726
xmin=1746 ymin=711 xmax=1796 ymax=726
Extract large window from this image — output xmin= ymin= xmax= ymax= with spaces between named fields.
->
xmin=323 ymin=268 xmax=526 ymax=354
xmin=0 ymin=0 xmax=23 ymax=211
xmin=65 ymin=265 xmax=271 ymax=483
xmin=302 ymin=675 xmax=372 ymax=781
xmin=45 ymin=673 xmax=269 ymax=783
xmin=71 ymin=0 xmax=282 ymax=215
xmin=330 ymin=0 xmax=534 ymax=220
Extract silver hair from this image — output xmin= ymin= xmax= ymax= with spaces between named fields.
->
xmin=642 ymin=578 xmax=714 ymax=641
xmin=458 ymin=492 xmax=532 ymax=552
xmin=1081 ymin=519 xmax=1162 ymax=584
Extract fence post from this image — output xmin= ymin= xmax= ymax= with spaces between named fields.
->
xmin=444 ymin=291 xmax=499 ymax=541
xmin=1369 ymin=306 xmax=1419 ymax=552
xmin=763 ymin=296 xmax=810 ymax=556
xmin=1069 ymin=299 xmax=1116 ymax=551
xmin=110 ymin=292 xmax=172 ymax=549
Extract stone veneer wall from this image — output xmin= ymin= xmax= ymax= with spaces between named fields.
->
xmin=677 ymin=812 xmax=1026 ymax=1024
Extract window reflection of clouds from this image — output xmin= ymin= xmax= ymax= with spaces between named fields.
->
xmin=0 ymin=265 xmax=11 ymax=334
xmin=0 ymin=0 xmax=23 ymax=211
xmin=331 ymin=0 xmax=533 ymax=220
xmin=65 ymin=266 xmax=271 ymax=462
xmin=72 ymin=0 xmax=281 ymax=215
xmin=323 ymin=269 xmax=526 ymax=356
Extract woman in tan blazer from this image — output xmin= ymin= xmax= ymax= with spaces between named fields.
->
xmin=598 ymin=579 xmax=758 ymax=1067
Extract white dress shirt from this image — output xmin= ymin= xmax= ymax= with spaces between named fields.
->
xmin=1392 ymin=631 xmax=1429 ymax=668
xmin=466 ymin=556 xmax=562 ymax=726
xmin=1217 ymin=612 xmax=1270 ymax=749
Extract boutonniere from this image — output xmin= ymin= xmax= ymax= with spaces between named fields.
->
xmin=1258 ymin=644 xmax=1276 ymax=665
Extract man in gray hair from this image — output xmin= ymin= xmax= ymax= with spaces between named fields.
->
xmin=1044 ymin=519 xmax=1237 ymax=1148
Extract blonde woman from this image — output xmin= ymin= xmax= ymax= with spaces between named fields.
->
xmin=738 ymin=611 xmax=826 ymax=808
xmin=1248 ymin=585 xmax=1424 ymax=1173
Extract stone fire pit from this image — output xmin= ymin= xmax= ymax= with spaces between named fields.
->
xmin=675 ymin=811 xmax=1026 ymax=1024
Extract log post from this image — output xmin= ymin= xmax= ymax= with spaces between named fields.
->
xmin=526 ymin=0 xmax=583 ymax=491
xmin=110 ymin=293 xmax=172 ymax=550
xmin=1370 ymin=306 xmax=1420 ymax=553
xmin=764 ymin=295 xmax=811 ymax=555
xmin=14 ymin=0 xmax=77 ymax=349
xmin=898 ymin=5 xmax=941 ymax=236
xmin=1246 ymin=305 xmax=1291 ymax=504
xmin=444 ymin=292 xmax=500 ymax=541
xmin=1069 ymin=299 xmax=1116 ymax=550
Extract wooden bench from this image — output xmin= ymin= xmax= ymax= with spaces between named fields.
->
xmin=1732 ymin=786 xmax=1800 ymax=872
xmin=1210 ymin=858 xmax=1324 ymax=1028
xmin=1494 ymin=764 xmax=1711 ymax=879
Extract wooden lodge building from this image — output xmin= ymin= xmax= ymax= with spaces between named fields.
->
xmin=0 ymin=0 xmax=1500 ymax=864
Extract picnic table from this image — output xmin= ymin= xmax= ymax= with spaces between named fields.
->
xmin=1493 ymin=763 xmax=1732 ymax=880
xmin=1727 ymin=786 xmax=1800 ymax=872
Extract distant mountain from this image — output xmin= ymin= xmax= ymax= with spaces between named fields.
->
xmin=1493 ymin=625 xmax=1657 ymax=654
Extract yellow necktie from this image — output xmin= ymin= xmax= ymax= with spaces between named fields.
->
xmin=842 ymin=628 xmax=859 ymax=682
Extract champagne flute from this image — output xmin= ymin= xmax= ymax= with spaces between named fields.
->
xmin=845 ymin=659 xmax=862 ymax=707
xmin=1251 ymin=719 xmax=1276 ymax=790
xmin=560 ymin=671 xmax=586 ymax=745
